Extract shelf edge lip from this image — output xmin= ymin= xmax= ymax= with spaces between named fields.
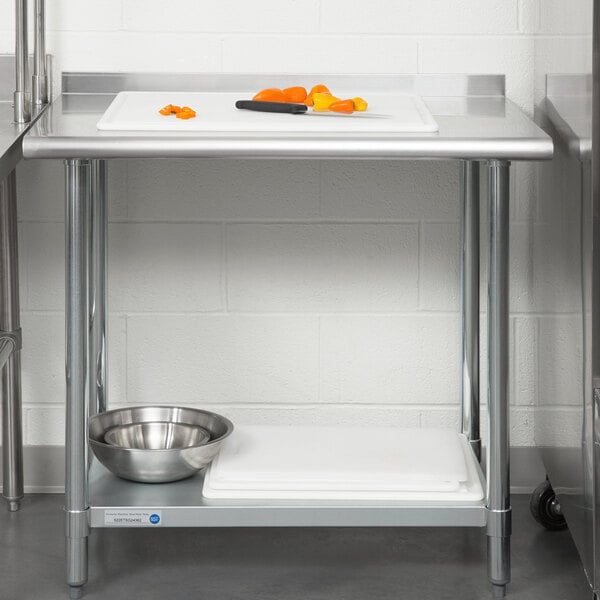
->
xmin=88 ymin=502 xmax=487 ymax=529
xmin=22 ymin=137 xmax=554 ymax=162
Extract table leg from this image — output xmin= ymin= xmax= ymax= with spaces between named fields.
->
xmin=0 ymin=170 xmax=24 ymax=512
xmin=486 ymin=160 xmax=511 ymax=598
xmin=65 ymin=159 xmax=91 ymax=599
xmin=89 ymin=160 xmax=107 ymax=417
xmin=460 ymin=160 xmax=481 ymax=461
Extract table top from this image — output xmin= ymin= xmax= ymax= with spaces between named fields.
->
xmin=22 ymin=73 xmax=553 ymax=162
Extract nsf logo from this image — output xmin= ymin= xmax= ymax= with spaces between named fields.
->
xmin=149 ymin=513 xmax=161 ymax=525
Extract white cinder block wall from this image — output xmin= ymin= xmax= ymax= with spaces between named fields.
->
xmin=0 ymin=0 xmax=589 ymax=446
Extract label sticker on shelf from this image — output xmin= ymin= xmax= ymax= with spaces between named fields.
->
xmin=104 ymin=510 xmax=162 ymax=526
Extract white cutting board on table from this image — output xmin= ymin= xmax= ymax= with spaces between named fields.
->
xmin=202 ymin=426 xmax=484 ymax=501
xmin=96 ymin=91 xmax=439 ymax=133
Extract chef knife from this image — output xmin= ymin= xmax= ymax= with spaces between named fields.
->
xmin=235 ymin=100 xmax=308 ymax=114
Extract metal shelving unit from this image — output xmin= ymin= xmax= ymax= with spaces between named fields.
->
xmin=22 ymin=72 xmax=554 ymax=599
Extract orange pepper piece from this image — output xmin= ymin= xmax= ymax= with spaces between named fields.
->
xmin=312 ymin=92 xmax=340 ymax=112
xmin=309 ymin=84 xmax=330 ymax=96
xmin=176 ymin=108 xmax=196 ymax=119
xmin=304 ymin=84 xmax=331 ymax=106
xmin=352 ymin=97 xmax=368 ymax=111
xmin=329 ymin=99 xmax=355 ymax=114
xmin=159 ymin=104 xmax=184 ymax=116
xmin=253 ymin=88 xmax=287 ymax=103
xmin=283 ymin=86 xmax=307 ymax=103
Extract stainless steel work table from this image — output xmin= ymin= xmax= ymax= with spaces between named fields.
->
xmin=22 ymin=73 xmax=553 ymax=600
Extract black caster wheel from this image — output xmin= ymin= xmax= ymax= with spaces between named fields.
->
xmin=530 ymin=480 xmax=567 ymax=531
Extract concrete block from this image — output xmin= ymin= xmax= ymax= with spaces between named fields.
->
xmin=127 ymin=315 xmax=320 ymax=406
xmin=47 ymin=32 xmax=222 ymax=73
xmin=125 ymin=159 xmax=320 ymax=221
xmin=320 ymin=161 xmax=459 ymax=221
xmin=123 ymin=0 xmax=320 ymax=33
xmin=26 ymin=407 xmax=64 ymax=445
xmin=319 ymin=315 xmax=460 ymax=405
xmin=21 ymin=222 xmax=63 ymax=311
xmin=227 ymin=223 xmax=419 ymax=312
xmin=538 ymin=316 xmax=583 ymax=406
xmin=222 ymin=35 xmax=418 ymax=73
xmin=108 ymin=223 xmax=223 ymax=312
xmin=322 ymin=0 xmax=519 ymax=34
xmin=47 ymin=0 xmax=122 ymax=31
xmin=420 ymin=222 xmax=459 ymax=311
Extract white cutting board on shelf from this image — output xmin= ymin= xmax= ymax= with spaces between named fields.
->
xmin=202 ymin=426 xmax=484 ymax=501
xmin=96 ymin=91 xmax=439 ymax=133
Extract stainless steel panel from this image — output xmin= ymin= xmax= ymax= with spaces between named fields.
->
xmin=545 ymin=75 xmax=592 ymax=160
xmin=88 ymin=460 xmax=487 ymax=529
xmin=62 ymin=72 xmax=505 ymax=97
xmin=593 ymin=1 xmax=600 ymax=593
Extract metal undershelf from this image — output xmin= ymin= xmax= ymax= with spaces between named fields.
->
xmin=88 ymin=457 xmax=487 ymax=529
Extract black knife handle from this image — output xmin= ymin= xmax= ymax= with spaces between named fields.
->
xmin=236 ymin=100 xmax=307 ymax=114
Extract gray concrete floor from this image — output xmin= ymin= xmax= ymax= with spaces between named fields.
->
xmin=0 ymin=494 xmax=591 ymax=600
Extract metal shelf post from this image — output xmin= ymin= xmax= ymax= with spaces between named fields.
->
xmin=486 ymin=160 xmax=512 ymax=598
xmin=89 ymin=161 xmax=107 ymax=418
xmin=461 ymin=160 xmax=481 ymax=461
xmin=0 ymin=171 xmax=24 ymax=512
xmin=13 ymin=0 xmax=30 ymax=123
xmin=65 ymin=159 xmax=92 ymax=600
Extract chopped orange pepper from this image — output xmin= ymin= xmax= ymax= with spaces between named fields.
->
xmin=304 ymin=84 xmax=331 ymax=106
xmin=282 ymin=86 xmax=307 ymax=103
xmin=159 ymin=104 xmax=184 ymax=115
xmin=309 ymin=84 xmax=330 ymax=96
xmin=312 ymin=92 xmax=340 ymax=112
xmin=352 ymin=97 xmax=368 ymax=112
xmin=159 ymin=104 xmax=196 ymax=119
xmin=329 ymin=99 xmax=355 ymax=114
xmin=253 ymin=88 xmax=287 ymax=103
xmin=159 ymin=104 xmax=181 ymax=115
xmin=176 ymin=107 xmax=197 ymax=119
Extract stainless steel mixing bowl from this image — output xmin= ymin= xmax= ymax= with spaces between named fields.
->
xmin=89 ymin=406 xmax=234 ymax=483
xmin=104 ymin=421 xmax=211 ymax=450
